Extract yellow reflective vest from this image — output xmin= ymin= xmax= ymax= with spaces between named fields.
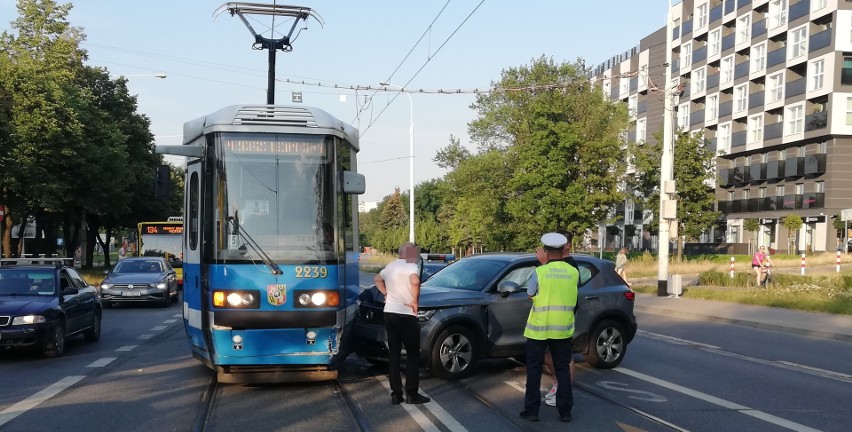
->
xmin=524 ymin=260 xmax=579 ymax=340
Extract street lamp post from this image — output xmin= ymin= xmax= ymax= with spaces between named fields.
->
xmin=380 ymin=82 xmax=415 ymax=243
xmin=116 ymin=73 xmax=167 ymax=79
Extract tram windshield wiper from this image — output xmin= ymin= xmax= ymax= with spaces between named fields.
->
xmin=227 ymin=217 xmax=283 ymax=275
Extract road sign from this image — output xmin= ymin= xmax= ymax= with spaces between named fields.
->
xmin=841 ymin=208 xmax=852 ymax=221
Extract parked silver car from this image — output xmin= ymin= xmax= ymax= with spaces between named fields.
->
xmin=354 ymin=253 xmax=637 ymax=379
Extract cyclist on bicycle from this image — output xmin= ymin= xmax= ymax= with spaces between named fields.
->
xmin=751 ymin=246 xmax=773 ymax=286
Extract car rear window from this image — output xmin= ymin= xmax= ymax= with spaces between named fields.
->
xmin=0 ymin=269 xmax=55 ymax=295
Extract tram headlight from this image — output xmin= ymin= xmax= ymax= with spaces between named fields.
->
xmin=295 ymin=290 xmax=339 ymax=308
xmin=212 ymin=290 xmax=260 ymax=309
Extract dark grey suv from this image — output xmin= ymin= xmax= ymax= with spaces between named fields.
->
xmin=354 ymin=253 xmax=637 ymax=379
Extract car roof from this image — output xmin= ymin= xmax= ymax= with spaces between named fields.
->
xmin=120 ymin=257 xmax=165 ymax=262
xmin=0 ymin=265 xmax=62 ymax=271
xmin=460 ymin=252 xmax=611 ymax=266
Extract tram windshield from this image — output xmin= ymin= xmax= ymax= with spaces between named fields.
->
xmin=215 ymin=132 xmax=338 ymax=263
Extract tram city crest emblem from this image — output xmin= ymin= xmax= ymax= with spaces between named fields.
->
xmin=267 ymin=284 xmax=286 ymax=306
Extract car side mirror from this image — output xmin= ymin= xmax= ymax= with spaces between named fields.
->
xmin=62 ymin=287 xmax=79 ymax=296
xmin=497 ymin=280 xmax=523 ymax=297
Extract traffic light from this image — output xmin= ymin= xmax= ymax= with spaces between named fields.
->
xmin=154 ymin=165 xmax=170 ymax=199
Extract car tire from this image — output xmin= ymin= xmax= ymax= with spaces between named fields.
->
xmin=585 ymin=319 xmax=627 ymax=369
xmin=102 ymin=301 xmax=112 ymax=308
xmin=84 ymin=312 xmax=102 ymax=342
xmin=43 ymin=320 xmax=66 ymax=358
xmin=429 ymin=326 xmax=477 ymax=380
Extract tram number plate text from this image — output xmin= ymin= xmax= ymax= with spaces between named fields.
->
xmin=295 ymin=266 xmax=327 ymax=278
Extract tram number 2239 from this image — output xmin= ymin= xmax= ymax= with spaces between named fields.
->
xmin=295 ymin=266 xmax=328 ymax=278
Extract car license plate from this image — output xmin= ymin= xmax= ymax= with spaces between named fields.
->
xmin=123 ymin=291 xmax=142 ymax=297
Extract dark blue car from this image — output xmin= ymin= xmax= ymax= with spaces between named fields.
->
xmin=0 ymin=259 xmax=102 ymax=357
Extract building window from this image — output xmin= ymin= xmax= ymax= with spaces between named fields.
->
xmin=628 ymin=95 xmax=637 ymax=117
xmin=707 ymin=94 xmax=719 ymax=121
xmin=681 ymin=42 xmax=693 ymax=69
xmin=759 ymin=187 xmax=767 ymax=198
xmin=789 ymin=26 xmax=808 ymax=59
xmin=846 ymin=97 xmax=852 ymax=125
xmin=636 ymin=118 xmax=646 ymax=143
xmin=752 ymin=43 xmax=767 ymax=73
xmin=721 ymin=55 xmax=734 ymax=84
xmin=693 ymin=67 xmax=706 ymax=93
xmin=728 ymin=190 xmax=736 ymax=201
xmin=818 ymin=141 xmax=827 ymax=153
xmin=620 ymin=77 xmax=629 ymax=95
xmin=769 ymin=0 xmax=788 ymax=29
xmin=842 ymin=58 xmax=852 ymax=85
xmin=815 ymin=181 xmax=824 ymax=193
xmin=743 ymin=189 xmax=751 ymax=200
xmin=737 ymin=14 xmax=751 ymax=44
xmin=786 ymin=104 xmax=804 ymax=134
xmin=697 ymin=3 xmax=709 ymax=28
xmin=768 ymin=72 xmax=784 ymax=102
xmin=735 ymin=84 xmax=748 ymax=113
xmin=678 ymin=102 xmax=690 ymax=130
xmin=811 ymin=0 xmax=826 ymax=12
xmin=748 ymin=115 xmax=763 ymax=144
xmin=710 ymin=29 xmax=721 ymax=56
xmin=776 ymin=185 xmax=785 ymax=196
xmin=810 ymin=59 xmax=825 ymax=91
xmin=718 ymin=122 xmax=731 ymax=151
xmin=796 ymin=183 xmax=804 ymax=195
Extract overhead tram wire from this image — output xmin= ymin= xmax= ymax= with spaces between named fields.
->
xmin=358 ymin=0 xmax=487 ymax=138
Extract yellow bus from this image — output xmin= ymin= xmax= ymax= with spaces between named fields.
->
xmin=137 ymin=217 xmax=183 ymax=287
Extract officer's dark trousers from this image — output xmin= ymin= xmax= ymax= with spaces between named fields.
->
xmin=524 ymin=337 xmax=573 ymax=416
xmin=385 ymin=312 xmax=421 ymax=397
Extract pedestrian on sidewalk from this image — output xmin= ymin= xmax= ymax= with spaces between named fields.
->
xmin=615 ymin=247 xmax=630 ymax=286
xmin=374 ymin=242 xmax=431 ymax=406
xmin=520 ymin=232 xmax=577 ymax=423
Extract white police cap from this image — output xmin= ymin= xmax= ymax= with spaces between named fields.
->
xmin=541 ymin=232 xmax=568 ymax=248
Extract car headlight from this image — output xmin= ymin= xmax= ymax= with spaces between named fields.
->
xmin=100 ymin=283 xmax=111 ymax=290
xmin=417 ymin=310 xmax=437 ymax=322
xmin=12 ymin=315 xmax=47 ymax=325
xmin=153 ymin=282 xmax=167 ymax=289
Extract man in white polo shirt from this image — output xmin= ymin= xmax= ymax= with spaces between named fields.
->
xmin=374 ymin=242 xmax=431 ymax=405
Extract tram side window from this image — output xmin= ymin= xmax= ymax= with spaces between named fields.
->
xmin=189 ymin=172 xmax=199 ymax=250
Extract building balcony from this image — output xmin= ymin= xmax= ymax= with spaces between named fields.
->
xmin=735 ymin=61 xmax=749 ymax=79
xmin=767 ymin=47 xmax=785 ymax=68
xmin=707 ymin=73 xmax=720 ymax=91
xmin=767 ymin=159 xmax=786 ymax=179
xmin=805 ymin=111 xmax=827 ymax=131
xmin=785 ymin=156 xmax=804 ymax=178
xmin=757 ymin=197 xmax=772 ymax=212
xmin=630 ymin=77 xmax=638 ymax=92
xmin=802 ymin=192 xmax=825 ymax=209
xmin=672 ymin=58 xmax=680 ymax=74
xmin=673 ymin=25 xmax=681 ymax=40
xmin=748 ymin=91 xmax=764 ymax=109
xmin=764 ymin=122 xmax=783 ymax=140
xmin=737 ymin=0 xmax=752 ymax=10
xmin=789 ymin=0 xmax=809 ymax=22
xmin=718 ymin=200 xmax=730 ymax=213
xmin=746 ymin=197 xmax=760 ymax=212
xmin=693 ymin=46 xmax=707 ymax=65
xmin=719 ymin=100 xmax=733 ymax=118
xmin=783 ymin=194 xmax=803 ymax=210
xmin=734 ymin=166 xmax=751 ymax=184
xmin=804 ymin=154 xmax=826 ymax=176
xmin=725 ymin=0 xmax=736 ymax=14
xmin=752 ymin=19 xmax=767 ymax=38
xmin=786 ymin=78 xmax=806 ymax=98
xmin=691 ymin=109 xmax=705 ymax=125
xmin=711 ymin=4 xmax=723 ymax=23
xmin=750 ymin=163 xmax=766 ymax=182
xmin=732 ymin=131 xmax=747 ymax=148
xmin=682 ymin=19 xmax=693 ymax=36
xmin=722 ymin=33 xmax=735 ymax=52
xmin=810 ymin=29 xmax=832 ymax=53
xmin=769 ymin=196 xmax=783 ymax=211
xmin=718 ymin=167 xmax=734 ymax=186
xmin=637 ymin=100 xmax=648 ymax=114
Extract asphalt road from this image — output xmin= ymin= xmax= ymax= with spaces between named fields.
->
xmin=1 ymin=275 xmax=850 ymax=432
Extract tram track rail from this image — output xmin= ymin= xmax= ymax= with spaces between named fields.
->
xmin=331 ymin=379 xmax=374 ymax=432
xmin=191 ymin=375 xmax=220 ymax=432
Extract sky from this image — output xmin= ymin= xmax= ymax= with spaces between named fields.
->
xmin=1 ymin=0 xmax=670 ymax=204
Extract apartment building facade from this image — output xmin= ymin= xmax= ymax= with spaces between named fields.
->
xmin=595 ymin=0 xmax=852 ymax=253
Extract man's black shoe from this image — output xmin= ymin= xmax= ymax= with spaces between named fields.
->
xmin=406 ymin=394 xmax=431 ymax=404
xmin=519 ymin=411 xmax=539 ymax=422
xmin=560 ymin=413 xmax=573 ymax=423
xmin=391 ymin=394 xmax=403 ymax=405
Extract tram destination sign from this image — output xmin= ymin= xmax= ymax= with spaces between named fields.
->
xmin=143 ymin=224 xmax=183 ymax=235
xmin=225 ymin=138 xmax=326 ymax=156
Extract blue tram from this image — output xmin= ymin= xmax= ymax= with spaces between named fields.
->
xmin=157 ymin=105 xmax=365 ymax=383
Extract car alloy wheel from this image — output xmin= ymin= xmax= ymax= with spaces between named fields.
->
xmin=43 ymin=320 xmax=66 ymax=358
xmin=586 ymin=319 xmax=627 ymax=369
xmin=430 ymin=326 xmax=476 ymax=380
xmin=84 ymin=312 xmax=101 ymax=342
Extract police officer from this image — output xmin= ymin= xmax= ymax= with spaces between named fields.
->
xmin=520 ymin=232 xmax=578 ymax=423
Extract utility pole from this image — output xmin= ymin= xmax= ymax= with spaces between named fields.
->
xmin=216 ymin=3 xmax=324 ymax=104
xmin=658 ymin=0 xmax=677 ymax=296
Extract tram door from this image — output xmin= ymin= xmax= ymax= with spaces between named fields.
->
xmin=183 ymin=161 xmax=205 ymax=353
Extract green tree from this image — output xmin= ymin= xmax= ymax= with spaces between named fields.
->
xmin=743 ymin=218 xmax=760 ymax=254
xmin=434 ymin=134 xmax=471 ymax=169
xmin=782 ymin=214 xmax=803 ymax=254
xmin=468 ymin=56 xmax=629 ymax=247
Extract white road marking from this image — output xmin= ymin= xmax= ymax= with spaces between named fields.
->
xmin=137 ymin=334 xmax=153 ymax=340
xmin=116 ymin=345 xmax=137 ymax=352
xmin=163 ymin=319 xmax=177 ymax=324
xmin=87 ymin=358 xmax=116 ymax=368
xmin=637 ymin=330 xmax=720 ymax=349
xmin=615 ymin=367 xmax=823 ymax=432
xmin=0 ymin=376 xmax=85 ymax=427
xmin=172 ymin=313 xmax=182 ymax=318
xmin=150 ymin=325 xmax=167 ymax=331
xmin=775 ymin=361 xmax=852 ymax=382
xmin=375 ymin=375 xmax=440 ymax=432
